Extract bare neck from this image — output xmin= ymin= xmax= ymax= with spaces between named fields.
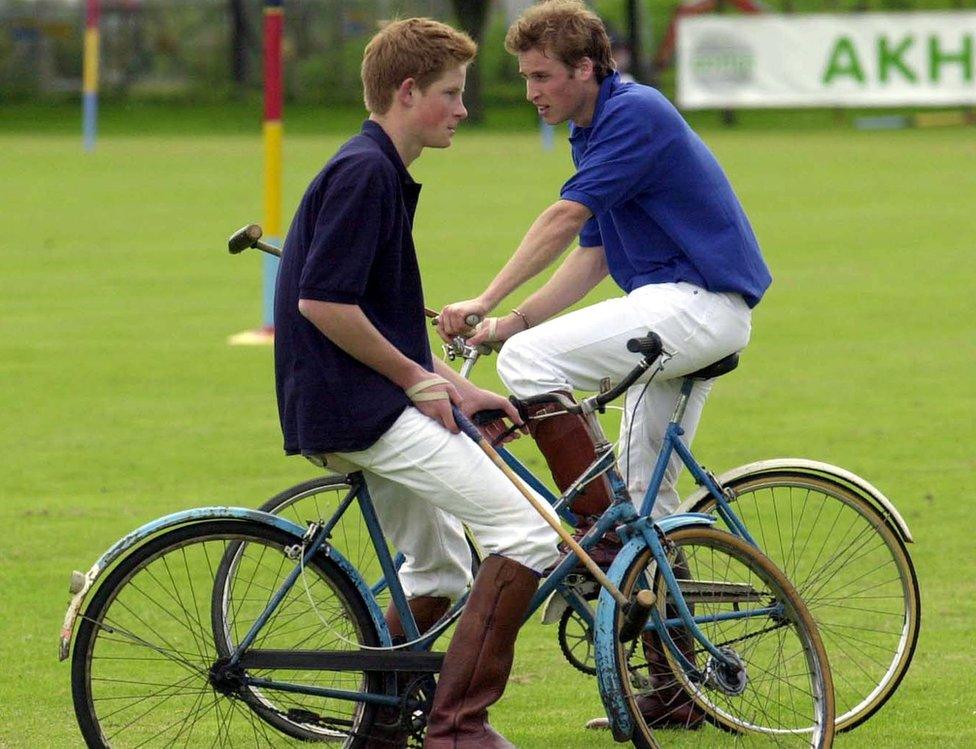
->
xmin=368 ymin=114 xmax=421 ymax=167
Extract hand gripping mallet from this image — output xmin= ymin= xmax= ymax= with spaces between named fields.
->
xmin=452 ymin=406 xmax=655 ymax=642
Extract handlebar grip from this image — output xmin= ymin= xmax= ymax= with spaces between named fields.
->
xmin=471 ymin=408 xmax=508 ymax=426
xmin=626 ymin=332 xmax=663 ymax=359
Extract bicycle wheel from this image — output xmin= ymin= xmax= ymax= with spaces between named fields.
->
xmin=692 ymin=472 xmax=919 ymax=731
xmin=256 ymin=474 xmax=481 ymax=615
xmin=614 ymin=527 xmax=835 ymax=749
xmin=71 ymin=519 xmax=382 ymax=748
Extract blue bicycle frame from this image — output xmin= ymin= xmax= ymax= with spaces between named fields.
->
xmin=218 ymin=368 xmax=785 ymax=717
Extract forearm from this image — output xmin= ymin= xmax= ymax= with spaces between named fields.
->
xmin=433 ymin=358 xmax=479 ymax=398
xmin=480 ymin=199 xmax=592 ymax=311
xmin=298 ymin=299 xmax=427 ymax=389
xmin=514 ymin=245 xmax=608 ymax=328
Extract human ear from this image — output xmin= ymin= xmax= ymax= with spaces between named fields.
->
xmin=395 ymin=78 xmax=417 ymax=106
xmin=576 ymin=57 xmax=595 ymax=81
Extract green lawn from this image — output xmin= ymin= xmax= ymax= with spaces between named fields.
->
xmin=1 ymin=121 xmax=974 ymax=747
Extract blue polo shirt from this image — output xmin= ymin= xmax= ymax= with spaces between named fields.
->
xmin=561 ymin=73 xmax=771 ymax=307
xmin=274 ymin=120 xmax=432 ymax=454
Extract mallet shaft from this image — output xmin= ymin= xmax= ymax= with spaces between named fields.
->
xmin=455 ymin=410 xmax=629 ymax=606
xmin=254 ymin=239 xmax=281 ymax=258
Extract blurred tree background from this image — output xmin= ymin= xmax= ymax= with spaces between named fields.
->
xmin=2 ymin=0 xmax=974 ymax=120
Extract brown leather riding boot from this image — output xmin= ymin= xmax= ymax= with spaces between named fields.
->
xmin=525 ymin=393 xmax=620 ymax=567
xmin=386 ymin=596 xmax=452 ymax=641
xmin=365 ymin=596 xmax=451 ymax=749
xmin=423 ymin=556 xmax=539 ymax=749
xmin=636 ymin=554 xmax=705 ymax=729
xmin=585 ymin=556 xmax=704 ymax=732
xmin=633 ymin=630 xmax=705 ymax=729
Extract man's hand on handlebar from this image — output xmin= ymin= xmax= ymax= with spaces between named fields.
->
xmin=461 ymin=388 xmax=526 ymax=445
xmin=465 ymin=315 xmax=524 ymax=347
xmin=436 ymin=299 xmax=488 ymax=342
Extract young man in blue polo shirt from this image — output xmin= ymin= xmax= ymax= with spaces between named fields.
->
xmin=437 ymin=0 xmax=771 ymax=732
xmin=274 ymin=18 xmax=559 ymax=749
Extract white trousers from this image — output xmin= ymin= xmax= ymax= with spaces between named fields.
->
xmin=497 ymin=282 xmax=752 ymax=518
xmin=333 ymin=408 xmax=561 ymax=600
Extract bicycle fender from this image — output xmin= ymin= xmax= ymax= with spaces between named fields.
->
xmin=58 ymin=507 xmax=389 ymax=661
xmin=593 ymin=513 xmax=718 ymax=741
xmin=675 ymin=458 xmax=913 ymax=543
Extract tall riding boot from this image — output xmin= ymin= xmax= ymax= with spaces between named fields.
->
xmin=386 ymin=596 xmax=452 ymax=641
xmin=586 ymin=554 xmax=704 ymax=731
xmin=633 ymin=619 xmax=705 ymax=729
xmin=366 ymin=596 xmax=451 ymax=749
xmin=424 ymin=556 xmax=539 ymax=749
xmin=525 ymin=393 xmax=619 ymax=567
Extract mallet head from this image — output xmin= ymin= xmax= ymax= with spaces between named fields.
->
xmin=228 ymin=224 xmax=264 ymax=254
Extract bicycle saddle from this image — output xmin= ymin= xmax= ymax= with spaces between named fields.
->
xmin=686 ymin=352 xmax=739 ymax=380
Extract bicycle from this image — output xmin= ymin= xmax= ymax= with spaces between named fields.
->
xmin=226 ymin=223 xmax=918 ymax=733
xmin=258 ymin=326 xmax=919 ymax=735
xmin=62 ymin=330 xmax=835 ymax=748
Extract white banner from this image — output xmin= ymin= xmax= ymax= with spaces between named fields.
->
xmin=676 ymin=11 xmax=976 ymax=108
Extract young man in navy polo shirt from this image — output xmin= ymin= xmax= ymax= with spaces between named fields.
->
xmin=274 ymin=18 xmax=559 ymax=749
xmin=437 ymin=0 xmax=771 ymax=732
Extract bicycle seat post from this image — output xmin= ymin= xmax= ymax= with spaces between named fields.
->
xmin=669 ymin=378 xmax=696 ymax=432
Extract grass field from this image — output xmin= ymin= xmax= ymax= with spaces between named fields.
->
xmin=1 ymin=118 xmax=974 ymax=747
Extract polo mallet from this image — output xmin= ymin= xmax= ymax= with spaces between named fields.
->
xmin=452 ymin=406 xmax=654 ymax=640
xmin=228 ymin=223 xmax=281 ymax=258
xmin=226 ymin=222 xmax=652 ymax=636
xmin=229 ymin=223 xmax=444 ymax=320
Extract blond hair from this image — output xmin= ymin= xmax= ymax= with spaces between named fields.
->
xmin=504 ymin=0 xmax=614 ymax=80
xmin=361 ymin=18 xmax=477 ymax=115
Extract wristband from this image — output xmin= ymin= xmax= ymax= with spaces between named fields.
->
xmin=511 ymin=308 xmax=530 ymax=330
xmin=405 ymin=376 xmax=450 ymax=403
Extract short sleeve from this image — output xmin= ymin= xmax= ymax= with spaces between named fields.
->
xmin=560 ymin=98 xmax=663 ymax=217
xmin=579 ymin=216 xmax=602 ymax=248
xmin=299 ymin=158 xmax=395 ymax=303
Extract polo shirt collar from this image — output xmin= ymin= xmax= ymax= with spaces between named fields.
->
xmin=569 ymin=71 xmax=621 ymax=142
xmin=361 ymin=120 xmax=416 ymax=187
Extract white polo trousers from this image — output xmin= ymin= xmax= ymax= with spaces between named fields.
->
xmin=497 ymin=282 xmax=752 ymax=518
xmin=333 ymin=407 xmax=561 ymax=600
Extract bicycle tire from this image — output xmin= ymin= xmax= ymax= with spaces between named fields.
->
xmin=71 ymin=519 xmax=382 ymax=748
xmin=614 ymin=527 xmax=835 ymax=749
xmin=691 ymin=472 xmax=920 ymax=731
xmin=255 ymin=473 xmax=481 ymax=618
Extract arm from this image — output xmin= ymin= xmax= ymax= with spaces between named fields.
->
xmin=298 ymin=299 xmax=461 ymax=433
xmin=467 ymin=244 xmax=608 ymax=345
xmin=437 ymin=199 xmax=592 ymax=338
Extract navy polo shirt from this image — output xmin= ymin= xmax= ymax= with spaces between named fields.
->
xmin=274 ymin=120 xmax=432 ymax=454
xmin=562 ymin=73 xmax=771 ymax=307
